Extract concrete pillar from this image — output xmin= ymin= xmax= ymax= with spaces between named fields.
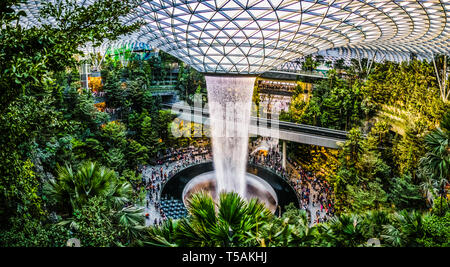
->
xmin=282 ymin=140 xmax=286 ymax=169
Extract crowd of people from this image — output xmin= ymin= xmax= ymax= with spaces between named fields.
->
xmin=139 ymin=137 xmax=335 ymax=226
xmin=139 ymin=144 xmax=212 ymax=226
xmin=258 ymin=80 xmax=296 ymax=96
xmin=156 ymin=144 xmax=212 ymax=170
xmin=248 ymin=138 xmax=289 ymax=179
xmin=139 ymin=165 xmax=167 ymax=226
xmin=249 ymin=137 xmax=335 ymax=224
xmin=259 ymin=94 xmax=292 ymax=113
xmin=289 ymin=160 xmax=335 ymax=224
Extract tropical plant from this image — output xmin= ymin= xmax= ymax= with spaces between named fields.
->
xmin=255 ymin=205 xmax=319 ymax=247
xmin=381 ymin=210 xmax=425 ymax=247
xmin=389 ymin=174 xmax=423 ymax=210
xmin=44 ymin=162 xmax=145 ymax=246
xmin=145 ymin=219 xmax=179 ymax=247
xmin=178 ymin=192 xmax=272 ymax=247
xmin=43 ymin=161 xmax=132 ymax=213
xmin=381 ymin=209 xmax=449 ymax=247
xmin=144 ymin=192 xmax=272 ymax=247
xmin=0 ymin=0 xmax=141 ymax=236
xmin=324 ymin=213 xmax=366 ymax=247
xmin=359 ymin=210 xmax=390 ymax=242
xmin=419 ymin=116 xmax=449 ymax=216
xmin=341 ymin=128 xmax=365 ymax=167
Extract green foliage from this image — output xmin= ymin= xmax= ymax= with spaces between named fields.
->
xmin=301 ymin=55 xmax=320 ymax=71
xmin=333 ymin=127 xmax=393 ymax=213
xmin=145 ymin=192 xmax=273 ymax=247
xmin=0 ymin=97 xmax=62 ymax=221
xmin=43 ymin=162 xmax=145 ymax=246
xmin=2 ymin=2 xmax=449 ymax=245
xmin=127 ymin=140 xmax=149 ymax=169
xmin=359 ymin=210 xmax=390 ymax=242
xmin=389 ymin=174 xmax=423 ymax=210
xmin=43 ymin=161 xmax=131 ymax=213
xmin=341 ymin=128 xmax=365 ymax=167
xmin=441 ymin=111 xmax=450 ymax=133
xmin=420 ymin=128 xmax=449 ymax=182
xmin=146 ymin=197 xmax=425 ymax=248
xmin=105 ymin=148 xmax=126 ymax=172
xmin=256 ymin=205 xmax=320 ymax=247
xmin=285 ymin=59 xmax=447 ymax=218
xmin=145 ymin=219 xmax=179 ymax=247
xmin=381 ymin=210 xmax=427 ymax=247
xmin=142 ymin=194 xmax=450 ymax=247
xmin=323 ymin=213 xmax=366 ymax=247
xmin=294 ymin=71 xmax=368 ymax=130
xmin=64 ymin=196 xmax=144 ymax=247
xmin=419 ymin=113 xmax=449 ymax=213
xmin=0 ymin=0 xmax=141 ymax=109
xmin=156 ymin=110 xmax=176 ymax=143
xmin=279 ymin=93 xmax=308 ymax=123
xmin=128 ymin=110 xmax=147 ymax=134
xmin=140 ymin=116 xmax=160 ymax=158
xmin=363 ymin=60 xmax=446 ymax=125
xmin=419 ymin=212 xmax=450 ymax=247
xmin=393 ymin=121 xmax=427 ymax=176
xmin=121 ymin=169 xmax=143 ymax=184
xmin=82 ymin=138 xmax=105 ymax=160
xmin=65 ymin=197 xmax=118 ymax=247
xmin=0 ymin=159 xmax=44 ymax=221
xmin=347 ymin=181 xmax=388 ymax=213
xmin=103 ymin=69 xmax=129 ymax=110
xmin=366 ymin=120 xmax=393 ymax=161
xmin=0 ymin=216 xmax=71 ymax=247
xmin=101 ymin=121 xmax=127 ymax=151
xmin=62 ymin=88 xmax=109 ymax=132
xmin=0 ymin=0 xmax=140 ymax=233
xmin=177 ymin=64 xmax=206 ymax=103
xmin=431 ymin=198 xmax=449 ymax=216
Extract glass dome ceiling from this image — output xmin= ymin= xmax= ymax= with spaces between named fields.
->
xmin=18 ymin=0 xmax=450 ymax=74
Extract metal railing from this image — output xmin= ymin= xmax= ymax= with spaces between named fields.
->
xmin=164 ymin=103 xmax=349 ymax=141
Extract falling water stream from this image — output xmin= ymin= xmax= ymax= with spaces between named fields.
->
xmin=205 ymin=75 xmax=256 ymax=198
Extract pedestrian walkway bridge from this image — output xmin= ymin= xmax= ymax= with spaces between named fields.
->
xmin=164 ymin=103 xmax=348 ymax=149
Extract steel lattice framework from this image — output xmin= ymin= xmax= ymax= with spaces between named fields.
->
xmin=18 ymin=0 xmax=450 ymax=74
